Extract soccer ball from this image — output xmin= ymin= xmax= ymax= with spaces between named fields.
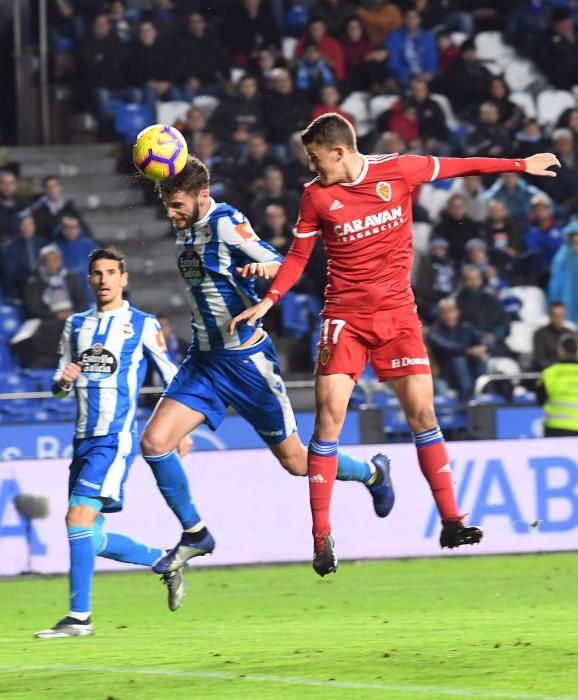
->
xmin=132 ymin=124 xmax=188 ymax=181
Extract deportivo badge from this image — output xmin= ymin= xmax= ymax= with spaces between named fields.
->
xmin=376 ymin=181 xmax=392 ymax=202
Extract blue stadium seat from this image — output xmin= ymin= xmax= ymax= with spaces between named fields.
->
xmin=113 ymin=103 xmax=156 ymax=144
xmin=0 ymin=304 xmax=24 ymax=342
xmin=0 ymin=341 xmax=19 ymax=371
xmin=21 ymin=369 xmax=55 ymax=392
xmin=280 ymin=292 xmax=318 ymax=339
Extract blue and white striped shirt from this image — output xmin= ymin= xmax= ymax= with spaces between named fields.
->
xmin=175 ymin=199 xmax=283 ymax=351
xmin=53 ymin=301 xmax=177 ymax=438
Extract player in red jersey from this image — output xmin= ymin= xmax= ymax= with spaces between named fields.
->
xmin=230 ymin=113 xmax=561 ymax=576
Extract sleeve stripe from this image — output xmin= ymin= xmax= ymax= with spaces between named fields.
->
xmin=430 ymin=156 xmax=440 ymax=181
xmin=293 ymin=228 xmax=321 ymax=239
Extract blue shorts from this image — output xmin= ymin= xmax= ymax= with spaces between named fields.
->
xmin=69 ymin=432 xmax=136 ymax=513
xmin=163 ymin=333 xmax=297 ymax=445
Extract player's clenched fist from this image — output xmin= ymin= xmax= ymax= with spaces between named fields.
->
xmin=229 ymin=297 xmax=274 ymax=334
xmin=59 ymin=362 xmax=83 ymax=389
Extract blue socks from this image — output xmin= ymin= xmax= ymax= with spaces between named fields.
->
xmin=92 ymin=514 xmax=163 ymax=566
xmin=336 ymin=449 xmax=373 ymax=483
xmin=144 ymin=450 xmax=203 ymax=530
xmin=67 ymin=525 xmax=94 ymax=615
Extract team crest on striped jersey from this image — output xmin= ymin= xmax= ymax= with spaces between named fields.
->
xmin=376 ymin=181 xmax=392 ymax=202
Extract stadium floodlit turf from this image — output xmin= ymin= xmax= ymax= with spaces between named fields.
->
xmin=1 ymin=554 xmax=577 ymax=700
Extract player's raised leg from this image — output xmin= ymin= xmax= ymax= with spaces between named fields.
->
xmin=141 ymin=397 xmax=215 ymax=573
xmin=388 ymin=373 xmax=483 ymax=548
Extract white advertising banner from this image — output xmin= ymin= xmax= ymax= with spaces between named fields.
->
xmin=0 ymin=438 xmax=577 ymax=576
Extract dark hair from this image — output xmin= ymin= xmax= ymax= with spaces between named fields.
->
xmin=550 ymin=300 xmax=565 ymax=310
xmin=42 ymin=175 xmax=59 ymax=186
xmin=88 ymin=246 xmax=126 ymax=274
xmin=301 ymin=113 xmax=356 ymax=150
xmin=156 ymin=156 xmax=210 ymax=197
xmin=559 ymin=334 xmax=578 ymax=357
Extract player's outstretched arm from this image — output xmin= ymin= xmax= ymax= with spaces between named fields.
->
xmin=229 ymin=298 xmax=274 ymax=334
xmin=524 ymin=153 xmax=561 ymax=177
xmin=236 ymin=261 xmax=282 ymax=280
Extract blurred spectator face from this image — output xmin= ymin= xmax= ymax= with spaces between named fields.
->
xmin=522 ymin=118 xmax=541 ymax=138
xmin=247 ymin=134 xmax=267 ymax=159
xmin=309 ymin=20 xmax=327 ymax=43
xmin=195 ymin=133 xmax=216 ymax=161
xmin=462 ymin=175 xmax=482 ymax=195
xmin=187 ymin=13 xmax=205 ymax=37
xmin=265 ymin=168 xmax=284 ymax=195
xmin=380 ymin=131 xmax=405 ymax=153
xmin=139 ymin=22 xmax=157 ymax=47
xmin=242 ymin=0 xmax=261 ymax=13
xmin=462 ymin=266 xmax=483 ymax=291
xmin=110 ymin=0 xmax=126 ymax=20
xmin=93 ymin=14 xmax=111 ymax=39
xmin=42 ymin=250 xmax=63 ymax=275
xmin=303 ymin=44 xmax=322 ymax=65
xmin=430 ymin=240 xmax=449 ymax=258
xmin=272 ymin=69 xmax=292 ymax=95
xmin=439 ymin=299 xmax=460 ymax=328
xmin=550 ymin=303 xmax=566 ymax=329
xmin=265 ymin=204 xmax=287 ymax=232
xmin=487 ymin=199 xmax=508 ymax=222
xmin=554 ymin=16 xmax=574 ymax=35
xmin=0 ymin=171 xmax=17 ymax=200
xmin=257 ymin=49 xmax=275 ymax=72
xmin=461 ymin=45 xmax=477 ymax=65
xmin=568 ymin=109 xmax=578 ymax=132
xmin=44 ymin=177 xmax=62 ymax=201
xmin=239 ymin=76 xmax=258 ymax=99
xmin=289 ymin=133 xmax=309 ymax=165
xmin=552 ymin=129 xmax=574 ymax=157
xmin=18 ymin=215 xmax=36 ymax=238
xmin=60 ymin=217 xmax=81 ymax=240
xmin=447 ymin=195 xmax=467 ymax=221
xmin=410 ymin=78 xmax=428 ymax=102
xmin=531 ymin=199 xmax=552 ymax=226
xmin=154 ymin=0 xmax=172 ymax=8
xmin=501 ymin=173 xmax=519 ymax=191
xmin=479 ymin=102 xmax=499 ymax=125
xmin=345 ymin=18 xmax=363 ymax=42
xmin=185 ymin=108 xmax=205 ymax=133
xmin=489 ymin=78 xmax=507 ymax=101
xmin=405 ymin=10 xmax=421 ymax=33
xmin=437 ymin=32 xmax=452 ymax=52
xmin=467 ymin=242 xmax=487 ymax=265
xmin=320 ymin=85 xmax=340 ymax=107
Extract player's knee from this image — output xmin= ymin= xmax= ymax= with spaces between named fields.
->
xmin=66 ymin=505 xmax=95 ymax=528
xmin=279 ymin=453 xmax=307 ymax=476
xmin=140 ymin=428 xmax=169 ymax=457
xmin=405 ymin=405 xmax=437 ymax=433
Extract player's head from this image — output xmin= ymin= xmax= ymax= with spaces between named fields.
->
xmin=87 ymin=246 xmax=128 ymax=309
xmin=156 ymin=156 xmax=211 ymax=230
xmin=301 ymin=113 xmax=357 ymax=185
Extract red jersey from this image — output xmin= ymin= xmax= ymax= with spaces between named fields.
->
xmin=266 ymin=154 xmax=526 ymax=315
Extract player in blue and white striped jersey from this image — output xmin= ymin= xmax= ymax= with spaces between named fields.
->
xmin=36 ymin=247 xmax=191 ymax=640
xmin=140 ymin=157 xmax=395 ymax=575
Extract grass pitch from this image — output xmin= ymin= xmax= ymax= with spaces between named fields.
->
xmin=0 ymin=554 xmax=577 ymax=700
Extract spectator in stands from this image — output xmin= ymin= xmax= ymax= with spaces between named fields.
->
xmin=341 ymin=16 xmax=389 ymax=91
xmin=80 ymin=13 xmax=134 ymax=136
xmin=221 ymin=0 xmax=281 ymax=68
xmin=259 ymin=203 xmax=293 ymax=252
xmin=464 ymin=238 xmax=490 ymax=278
xmin=249 ymin=48 xmax=282 ymax=91
xmin=484 ymin=172 xmax=547 ymax=224
xmin=31 ymin=175 xmax=83 ymax=240
xmin=193 ymin=132 xmax=235 ymax=201
xmin=263 ymin=68 xmax=311 ymax=160
xmin=406 ymin=76 xmax=449 ymax=153
xmin=413 ymin=237 xmax=456 ymax=322
xmin=540 ymin=128 xmax=578 ymax=209
xmin=436 ymin=31 xmax=458 ymax=73
xmin=311 ymin=0 xmax=356 ymax=37
xmin=537 ymin=334 xmax=578 ymax=437
xmin=0 ymin=213 xmax=44 ymax=303
xmin=482 ymin=199 xmax=525 ymax=282
xmin=506 ymin=0 xmax=552 ymax=59
xmin=537 ymin=7 xmax=578 ymax=90
xmin=127 ymin=21 xmax=181 ymax=109
xmin=445 ymin=39 xmax=492 ymax=119
xmin=464 ymin=101 xmax=511 ymax=159
xmin=386 ymin=98 xmax=420 ymax=148
xmin=548 ymin=219 xmax=578 ymax=325
xmin=178 ymin=106 xmax=206 ymax=152
xmin=295 ymin=19 xmax=346 ymax=83
xmin=0 ymin=170 xmax=29 ymax=242
xmin=142 ymin=0 xmax=179 ymax=38
xmin=456 ymin=265 xmax=511 ymax=357
xmin=158 ymin=313 xmax=189 ymax=365
xmin=178 ymin=12 xmax=230 ymax=100
xmin=311 ymin=85 xmax=354 ymax=125
xmin=433 ymin=194 xmax=481 ymax=263
xmin=533 ymin=301 xmax=576 ymax=370
xmin=524 ymin=194 xmax=564 ymax=281
xmin=557 ymin=107 xmax=578 ymax=154
xmin=386 ymin=8 xmax=437 ymax=91
xmin=108 ymin=0 xmax=137 ymax=42
xmin=488 ymin=76 xmax=523 ymax=133
xmin=54 ymin=215 xmax=99 ymax=299
xmin=250 ymin=166 xmax=300 ymax=228
xmin=295 ymin=43 xmax=337 ymax=100
xmin=429 ymin=296 xmax=488 ymax=399
xmin=238 ymin=133 xmax=280 ymax=203
xmin=13 ymin=244 xmax=86 ymax=368
xmin=356 ymin=0 xmax=402 ymax=47
xmin=413 ymin=0 xmax=473 ymax=36
xmin=209 ymin=74 xmax=264 ymax=153
xmin=283 ymin=131 xmax=313 ymax=191
xmin=512 ymin=118 xmax=550 ymax=160
xmin=452 ymin=176 xmax=488 ymax=223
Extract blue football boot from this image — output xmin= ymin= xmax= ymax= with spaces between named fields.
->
xmin=153 ymin=529 xmax=216 ymax=574
xmin=366 ymin=453 xmax=395 ymax=517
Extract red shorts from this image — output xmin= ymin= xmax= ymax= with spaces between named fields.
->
xmin=315 ymin=303 xmax=431 ymax=382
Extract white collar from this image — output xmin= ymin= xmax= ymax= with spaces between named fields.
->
xmin=94 ymin=300 xmax=129 ymax=318
xmin=339 ymin=155 xmax=368 ymax=187
xmin=193 ymin=197 xmax=217 ymax=229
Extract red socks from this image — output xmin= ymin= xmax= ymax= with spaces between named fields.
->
xmin=413 ymin=428 xmax=460 ymax=521
xmin=308 ymin=439 xmax=338 ymax=542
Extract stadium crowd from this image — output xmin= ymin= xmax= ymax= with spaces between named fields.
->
xmin=1 ymin=0 xmax=578 ymax=402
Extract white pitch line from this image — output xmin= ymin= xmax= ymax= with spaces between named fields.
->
xmin=0 ymin=665 xmax=576 ymax=700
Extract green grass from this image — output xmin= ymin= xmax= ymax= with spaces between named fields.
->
xmin=1 ymin=554 xmax=577 ymax=700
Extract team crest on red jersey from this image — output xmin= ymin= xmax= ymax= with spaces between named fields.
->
xmin=376 ymin=181 xmax=392 ymax=202
xmin=318 ymin=346 xmax=331 ymax=366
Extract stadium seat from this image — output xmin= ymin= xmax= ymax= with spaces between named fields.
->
xmin=475 ymin=31 xmax=515 ymax=69
xmin=340 ymin=92 xmax=372 ymax=137
xmin=504 ymin=58 xmax=543 ymax=92
xmin=505 ymin=320 xmax=536 ymax=355
xmin=192 ymin=95 xmax=220 ymax=121
xmin=412 ymin=221 xmax=432 ymax=257
xmin=280 ymin=292 xmax=319 ymax=339
xmin=368 ymin=94 xmax=397 ymax=121
xmin=417 ymin=183 xmax=453 ymax=222
xmin=0 ymin=342 xmax=18 ymax=372
xmin=509 ymin=91 xmax=537 ymax=119
xmin=113 ymin=103 xmax=156 ymax=144
xmin=282 ymin=36 xmax=298 ymax=61
xmin=488 ymin=356 xmax=521 ymax=377
xmin=0 ymin=304 xmax=24 ymax=342
xmin=22 ymin=368 xmax=55 ymax=392
xmin=536 ymin=90 xmax=576 ymax=126
xmin=430 ymin=93 xmax=458 ymax=130
xmin=509 ymin=286 xmax=548 ymax=324
xmin=156 ymin=100 xmax=191 ymax=127
xmin=450 ymin=31 xmax=468 ymax=47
